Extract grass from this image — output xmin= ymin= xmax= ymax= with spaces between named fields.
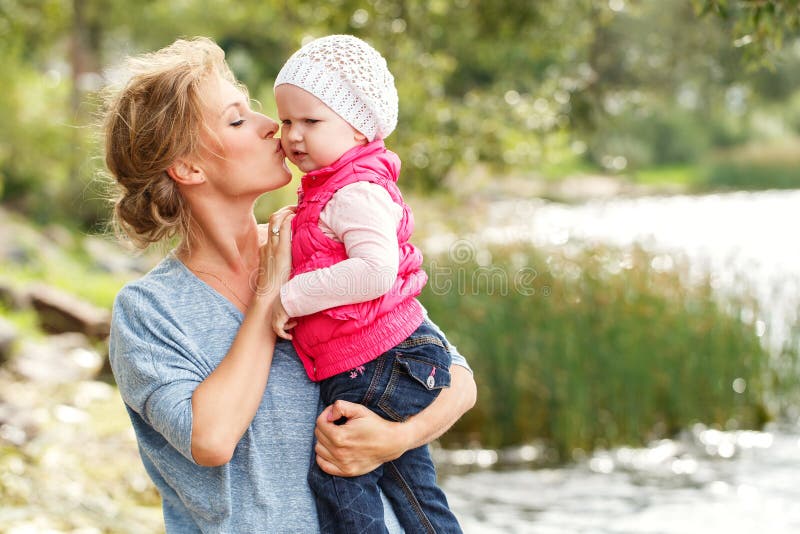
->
xmin=700 ymin=162 xmax=800 ymax=191
xmin=632 ymin=165 xmax=697 ymax=186
xmin=697 ymin=138 xmax=800 ymax=191
xmin=421 ymin=242 xmax=793 ymax=458
xmin=633 ymin=138 xmax=800 ymax=192
xmin=0 ymin=304 xmax=42 ymax=340
xmin=4 ymin=261 xmax=129 ymax=310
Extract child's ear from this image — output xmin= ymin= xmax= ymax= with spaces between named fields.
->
xmin=167 ymin=158 xmax=206 ymax=186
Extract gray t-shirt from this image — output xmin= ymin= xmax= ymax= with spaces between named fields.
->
xmin=109 ymin=255 xmax=468 ymax=533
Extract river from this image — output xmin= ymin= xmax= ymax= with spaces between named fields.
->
xmin=436 ymin=189 xmax=800 ymax=533
xmin=442 ymin=423 xmax=800 ymax=533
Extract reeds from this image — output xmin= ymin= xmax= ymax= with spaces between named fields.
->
xmin=422 ymin=242 xmax=795 ymax=458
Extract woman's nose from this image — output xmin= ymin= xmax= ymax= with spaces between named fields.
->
xmin=260 ymin=115 xmax=279 ymax=139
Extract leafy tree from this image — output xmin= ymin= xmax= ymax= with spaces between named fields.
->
xmin=2 ymin=0 xmax=800 ymax=229
xmin=694 ymin=0 xmax=800 ymax=63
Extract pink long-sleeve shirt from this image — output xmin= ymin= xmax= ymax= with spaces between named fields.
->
xmin=280 ymin=181 xmax=403 ymax=318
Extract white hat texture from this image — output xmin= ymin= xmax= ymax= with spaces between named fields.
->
xmin=274 ymin=34 xmax=398 ymax=142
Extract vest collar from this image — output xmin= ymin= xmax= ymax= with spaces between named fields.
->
xmin=301 ymin=139 xmax=387 ymax=190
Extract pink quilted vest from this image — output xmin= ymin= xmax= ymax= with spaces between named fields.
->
xmin=289 ymin=140 xmax=426 ymax=381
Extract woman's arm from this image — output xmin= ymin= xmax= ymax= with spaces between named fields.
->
xmin=190 ymin=209 xmax=294 ymax=466
xmin=313 ymin=364 xmax=476 ymax=476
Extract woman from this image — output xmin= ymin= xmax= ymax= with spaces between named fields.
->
xmin=104 ymin=37 xmax=475 ymax=532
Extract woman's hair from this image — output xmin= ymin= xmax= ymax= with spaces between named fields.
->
xmin=102 ymin=37 xmax=241 ymax=249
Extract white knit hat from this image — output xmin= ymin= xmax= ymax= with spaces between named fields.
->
xmin=274 ymin=35 xmax=398 ymax=142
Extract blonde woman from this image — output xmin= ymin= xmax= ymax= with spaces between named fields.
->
xmin=103 ymin=37 xmax=475 ymax=532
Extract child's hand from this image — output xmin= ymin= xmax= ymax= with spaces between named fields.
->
xmin=272 ymin=298 xmax=297 ymax=340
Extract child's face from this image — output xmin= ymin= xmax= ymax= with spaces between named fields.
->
xmin=275 ymin=84 xmax=367 ymax=174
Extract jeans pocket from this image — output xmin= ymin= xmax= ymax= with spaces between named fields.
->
xmin=395 ymin=353 xmax=452 ymax=391
xmin=393 ymin=321 xmax=453 ymax=391
xmin=375 ymin=333 xmax=453 ymax=422
xmin=376 ymin=354 xmax=451 ymax=422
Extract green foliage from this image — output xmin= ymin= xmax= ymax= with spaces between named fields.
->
xmin=632 ymin=165 xmax=696 ymax=186
xmin=698 ymin=138 xmax=800 ymax=190
xmin=0 ymin=0 xmax=106 ymax=226
xmin=588 ymin=106 xmax=714 ymax=170
xmin=421 ymin=243 xmax=782 ymax=455
xmin=0 ymin=304 xmax=42 ymax=341
xmin=694 ymin=0 xmax=800 ymax=64
xmin=702 ymin=162 xmax=800 ymax=190
xmin=2 ymin=0 xmax=800 ymax=227
xmin=783 ymin=90 xmax=800 ymax=134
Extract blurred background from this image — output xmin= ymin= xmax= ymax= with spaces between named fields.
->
xmin=1 ymin=0 xmax=800 ymax=532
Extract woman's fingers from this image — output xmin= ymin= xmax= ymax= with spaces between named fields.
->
xmin=313 ymin=401 xmax=400 ymax=477
xmin=261 ymin=204 xmax=295 ymax=248
xmin=276 ymin=212 xmax=293 ymax=246
xmin=314 ymin=456 xmax=344 ymax=477
xmin=268 ymin=210 xmax=292 ymax=238
xmin=314 ymin=433 xmax=357 ymax=477
xmin=265 ymin=205 xmax=293 ymax=240
xmin=271 ymin=214 xmax=293 ymax=275
xmin=255 ymin=212 xmax=293 ymax=295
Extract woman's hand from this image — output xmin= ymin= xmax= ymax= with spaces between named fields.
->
xmin=255 ymin=206 xmax=295 ymax=299
xmin=314 ymin=401 xmax=408 ymax=476
xmin=314 ymin=365 xmax=477 ymax=477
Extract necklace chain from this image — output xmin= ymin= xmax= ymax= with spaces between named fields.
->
xmin=190 ymin=268 xmax=250 ymax=310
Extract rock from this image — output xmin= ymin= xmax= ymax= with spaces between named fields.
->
xmin=83 ymin=235 xmax=154 ymax=275
xmin=0 ymin=316 xmax=18 ymax=362
xmin=5 ymin=243 xmax=33 ymax=265
xmin=42 ymin=224 xmax=75 ymax=249
xmin=12 ymin=333 xmax=105 ymax=383
xmin=0 ymin=388 xmax=42 ymax=446
xmin=28 ymin=284 xmax=110 ymax=339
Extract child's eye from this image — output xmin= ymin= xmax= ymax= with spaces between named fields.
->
xmin=305 ymin=119 xmax=319 ymax=124
xmin=281 ymin=120 xmax=291 ymax=126
xmin=230 ymin=119 xmax=245 ymax=127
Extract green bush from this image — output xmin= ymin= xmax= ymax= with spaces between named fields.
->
xmin=421 ymin=242 xmax=785 ymax=456
xmin=701 ymin=162 xmax=800 ymax=190
xmin=588 ymin=107 xmax=713 ymax=170
xmin=698 ymin=139 xmax=800 ymax=190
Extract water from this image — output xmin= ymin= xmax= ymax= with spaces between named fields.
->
xmin=480 ymin=189 xmax=800 ymax=346
xmin=443 ymin=424 xmax=800 ymax=533
xmin=437 ymin=189 xmax=800 ymax=533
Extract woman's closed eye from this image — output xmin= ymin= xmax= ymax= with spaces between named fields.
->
xmin=230 ymin=118 xmax=245 ymax=127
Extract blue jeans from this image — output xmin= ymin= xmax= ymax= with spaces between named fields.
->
xmin=309 ymin=320 xmax=462 ymax=534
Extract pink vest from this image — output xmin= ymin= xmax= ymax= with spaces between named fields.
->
xmin=290 ymin=140 xmax=426 ymax=381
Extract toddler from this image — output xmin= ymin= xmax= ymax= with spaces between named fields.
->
xmin=272 ymin=35 xmax=462 ymax=534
